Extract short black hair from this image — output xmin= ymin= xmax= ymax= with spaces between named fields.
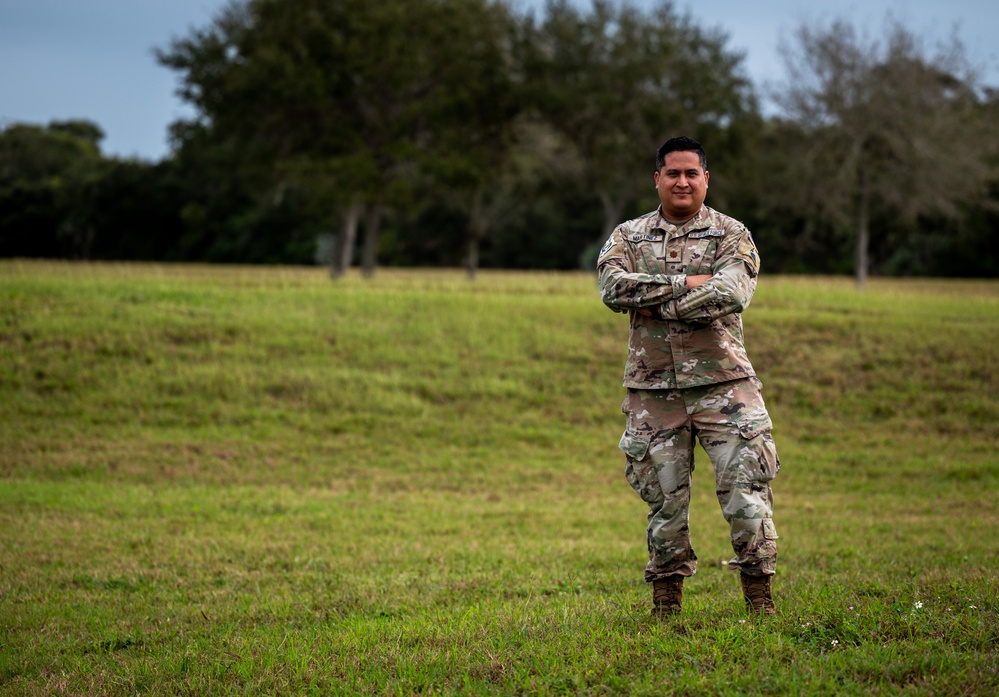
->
xmin=655 ymin=136 xmax=707 ymax=173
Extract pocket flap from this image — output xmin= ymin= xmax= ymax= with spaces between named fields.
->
xmin=618 ymin=431 xmax=650 ymax=461
xmin=737 ymin=413 xmax=773 ymax=440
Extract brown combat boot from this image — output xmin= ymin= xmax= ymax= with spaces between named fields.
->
xmin=652 ymin=576 xmax=684 ymax=617
xmin=740 ymin=573 xmax=776 ymax=616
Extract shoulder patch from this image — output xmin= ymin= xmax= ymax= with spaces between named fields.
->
xmin=737 ymin=231 xmax=760 ymax=275
xmin=598 ymin=235 xmax=615 ymax=259
xmin=688 ymin=228 xmax=725 ymax=239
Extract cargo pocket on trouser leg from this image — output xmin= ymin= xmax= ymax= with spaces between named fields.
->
xmin=727 ymin=423 xmax=780 ymax=574
xmin=621 ymin=427 xmax=698 ymax=579
xmin=738 ymin=421 xmax=780 ymax=482
xmin=620 ymin=430 xmax=656 ymax=505
xmin=620 ymin=430 xmax=663 ymax=573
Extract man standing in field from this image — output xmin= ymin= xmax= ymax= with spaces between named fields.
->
xmin=597 ymin=136 xmax=780 ymax=616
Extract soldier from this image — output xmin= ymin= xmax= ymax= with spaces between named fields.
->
xmin=597 ymin=136 xmax=780 ymax=616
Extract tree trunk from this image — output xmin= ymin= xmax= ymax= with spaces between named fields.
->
xmin=598 ymin=189 xmax=626 ymax=246
xmin=583 ymin=189 xmax=627 ymax=268
xmin=330 ymin=201 xmax=361 ymax=278
xmin=855 ymin=162 xmax=870 ymax=288
xmin=466 ymin=188 xmax=486 ymax=281
xmin=361 ymin=199 xmax=384 ymax=279
xmin=467 ymin=236 xmax=480 ymax=281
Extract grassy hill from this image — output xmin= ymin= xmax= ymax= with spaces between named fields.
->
xmin=1 ymin=261 xmax=997 ymax=695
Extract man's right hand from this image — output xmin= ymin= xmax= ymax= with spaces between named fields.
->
xmin=687 ymin=274 xmax=712 ymax=290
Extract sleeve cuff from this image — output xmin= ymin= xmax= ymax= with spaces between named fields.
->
xmin=659 ymin=300 xmax=679 ymax=320
xmin=671 ymin=274 xmax=688 ymax=298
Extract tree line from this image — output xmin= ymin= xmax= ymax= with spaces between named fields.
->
xmin=2 ymin=0 xmax=997 ymax=282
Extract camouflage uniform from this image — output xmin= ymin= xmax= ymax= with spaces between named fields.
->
xmin=598 ymin=205 xmax=779 ymax=581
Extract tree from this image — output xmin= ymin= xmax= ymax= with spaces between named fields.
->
xmin=158 ymin=0 xmax=518 ymax=278
xmin=523 ymin=0 xmax=755 ymax=262
xmin=340 ymin=0 xmax=521 ymax=278
xmin=87 ymin=159 xmax=187 ymax=261
xmin=0 ymin=120 xmax=106 ymax=258
xmin=774 ymin=17 xmax=993 ymax=286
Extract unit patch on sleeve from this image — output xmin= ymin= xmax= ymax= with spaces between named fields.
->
xmin=598 ymin=235 xmax=615 ymax=258
xmin=737 ymin=231 xmax=760 ymax=275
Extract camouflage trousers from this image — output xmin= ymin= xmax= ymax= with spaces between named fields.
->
xmin=618 ymin=377 xmax=780 ymax=581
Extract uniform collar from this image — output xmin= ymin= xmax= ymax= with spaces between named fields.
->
xmin=656 ymin=206 xmax=710 ymax=234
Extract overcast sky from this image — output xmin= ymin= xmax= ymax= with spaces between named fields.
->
xmin=1 ymin=0 xmax=996 ymax=161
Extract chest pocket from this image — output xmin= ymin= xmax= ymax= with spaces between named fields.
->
xmin=627 ymin=234 xmax=667 ymax=274
xmin=666 ymin=235 xmax=720 ymax=274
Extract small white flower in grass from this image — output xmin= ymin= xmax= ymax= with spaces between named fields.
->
xmin=914 ymin=601 xmax=923 ymax=609
xmin=739 ymin=619 xmax=747 ymax=624
xmin=831 ymin=640 xmax=839 ymax=647
xmin=970 ymin=605 xmax=978 ymax=609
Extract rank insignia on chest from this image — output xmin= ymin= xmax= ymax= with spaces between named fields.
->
xmin=669 ymin=251 xmax=679 ymax=258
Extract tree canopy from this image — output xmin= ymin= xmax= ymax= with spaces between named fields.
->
xmin=772 ymin=18 xmax=996 ymax=285
xmin=2 ymin=2 xmax=997 ymax=279
xmin=523 ymin=0 xmax=756 ymax=263
xmin=0 ymin=121 xmax=106 ymax=258
xmin=157 ymin=0 xmax=520 ymax=277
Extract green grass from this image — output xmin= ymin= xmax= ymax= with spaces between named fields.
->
xmin=1 ymin=261 xmax=997 ymax=695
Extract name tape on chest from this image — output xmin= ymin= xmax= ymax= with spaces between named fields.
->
xmin=687 ymin=228 xmax=725 ymax=239
xmin=628 ymin=233 xmax=664 ymax=243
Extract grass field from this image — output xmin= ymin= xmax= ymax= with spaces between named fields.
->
xmin=1 ymin=261 xmax=997 ymax=696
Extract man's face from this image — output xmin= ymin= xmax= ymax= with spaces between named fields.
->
xmin=654 ymin=150 xmax=709 ymax=220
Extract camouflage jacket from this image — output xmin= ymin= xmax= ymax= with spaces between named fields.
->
xmin=597 ymin=205 xmax=761 ymax=390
